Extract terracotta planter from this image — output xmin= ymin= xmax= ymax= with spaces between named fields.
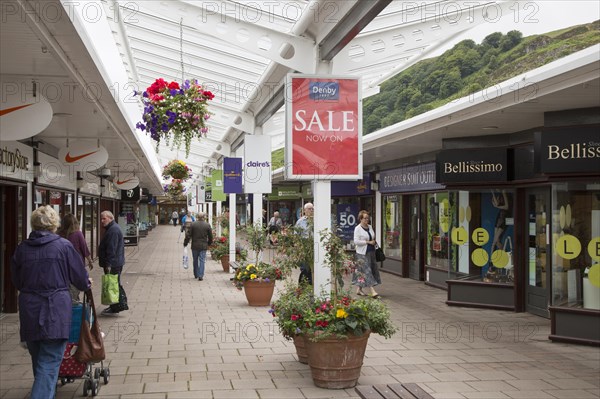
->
xmin=220 ymin=255 xmax=230 ymax=273
xmin=292 ymin=335 xmax=308 ymax=364
xmin=243 ymin=280 xmax=275 ymax=306
xmin=305 ymin=331 xmax=370 ymax=389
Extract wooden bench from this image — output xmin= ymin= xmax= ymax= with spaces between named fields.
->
xmin=355 ymin=383 xmax=434 ymax=399
xmin=229 ymin=261 xmax=240 ymax=271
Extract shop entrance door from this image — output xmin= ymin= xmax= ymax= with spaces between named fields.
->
xmin=526 ymin=188 xmax=551 ymax=318
xmin=408 ymin=195 xmax=423 ymax=280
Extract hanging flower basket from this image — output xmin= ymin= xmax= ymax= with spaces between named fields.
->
xmin=163 ymin=179 xmax=184 ymax=198
xmin=135 ymin=78 xmax=214 ymax=156
xmin=162 ymin=159 xmax=192 ymax=180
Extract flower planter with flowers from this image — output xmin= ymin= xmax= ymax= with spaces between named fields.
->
xmin=270 ymin=227 xmax=397 ymax=389
xmin=233 ymin=224 xmax=284 ymax=306
xmin=135 ymin=78 xmax=214 ymax=156
xmin=163 ymin=179 xmax=184 ymax=199
xmin=162 ymin=160 xmax=192 ymax=181
xmin=210 ymin=235 xmax=247 ymax=272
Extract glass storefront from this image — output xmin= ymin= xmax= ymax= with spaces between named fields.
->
xmin=551 ymin=182 xmax=600 ymax=310
xmin=382 ymin=195 xmax=402 ymax=259
xmin=438 ymin=189 xmax=516 ymax=285
xmin=426 ymin=192 xmax=452 ymax=269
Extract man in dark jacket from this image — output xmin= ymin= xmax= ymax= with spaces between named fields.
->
xmin=98 ymin=210 xmax=127 ymax=314
xmin=12 ymin=205 xmax=90 ymax=398
xmin=184 ymin=212 xmax=213 ymax=280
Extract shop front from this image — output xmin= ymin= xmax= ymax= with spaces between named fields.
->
xmin=437 ymin=147 xmax=517 ymax=310
xmin=0 ymin=141 xmax=33 ymax=313
xmin=534 ymin=124 xmax=600 ymax=345
xmin=437 ymin=120 xmax=599 ymax=345
xmin=379 ymin=162 xmax=446 ymax=279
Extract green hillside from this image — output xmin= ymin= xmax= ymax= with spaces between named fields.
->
xmin=363 ymin=21 xmax=600 ymax=134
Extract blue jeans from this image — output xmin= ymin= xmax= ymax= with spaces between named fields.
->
xmin=27 ymin=339 xmax=68 ymax=398
xmin=192 ymin=249 xmax=207 ymax=279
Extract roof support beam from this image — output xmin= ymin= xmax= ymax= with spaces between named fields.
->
xmin=319 ymin=0 xmax=393 ymax=61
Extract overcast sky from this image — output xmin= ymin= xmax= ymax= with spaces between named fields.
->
xmin=459 ymin=1 xmax=599 ymax=42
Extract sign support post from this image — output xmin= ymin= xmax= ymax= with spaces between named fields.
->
xmin=313 ymin=180 xmax=332 ymax=294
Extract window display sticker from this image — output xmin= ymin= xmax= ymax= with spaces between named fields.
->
xmin=491 ymin=250 xmax=509 ymax=268
xmin=472 ymin=248 xmax=488 ymax=267
xmin=472 ymin=228 xmax=489 ymax=246
xmin=555 ymin=234 xmax=581 ymax=260
xmin=451 ymin=226 xmax=468 ymax=245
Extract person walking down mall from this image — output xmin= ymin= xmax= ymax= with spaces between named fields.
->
xmin=11 ymin=206 xmax=90 ymax=399
xmin=295 ymin=202 xmax=314 ymax=285
xmin=99 ymin=210 xmax=128 ymax=314
xmin=171 ymin=210 xmax=179 ymax=227
xmin=58 ymin=213 xmax=94 ymax=302
xmin=353 ymin=210 xmax=381 ymax=298
xmin=184 ymin=212 xmax=213 ymax=281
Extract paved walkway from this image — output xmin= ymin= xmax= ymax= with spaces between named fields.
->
xmin=1 ymin=226 xmax=599 ymax=399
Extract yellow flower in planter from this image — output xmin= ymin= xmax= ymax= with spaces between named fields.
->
xmin=336 ymin=308 xmax=348 ymax=319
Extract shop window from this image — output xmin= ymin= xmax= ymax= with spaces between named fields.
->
xmin=49 ymin=191 xmax=62 ymax=215
xmin=34 ymin=188 xmax=47 ymax=207
xmin=449 ymin=190 xmax=515 ymax=285
xmin=383 ymin=195 xmax=402 ymax=258
xmin=427 ymin=192 xmax=452 ymax=269
xmin=551 ymin=183 xmax=600 ymax=310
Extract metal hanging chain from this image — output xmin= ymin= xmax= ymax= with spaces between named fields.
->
xmin=179 ymin=18 xmax=184 ymax=83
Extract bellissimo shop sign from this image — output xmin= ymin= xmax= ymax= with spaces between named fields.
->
xmin=379 ymin=162 xmax=444 ymax=193
xmin=436 ymin=148 xmax=508 ymax=183
xmin=0 ymin=141 xmax=33 ymax=182
xmin=535 ymin=126 xmax=600 ymax=174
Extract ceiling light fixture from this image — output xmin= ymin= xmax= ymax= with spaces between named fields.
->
xmin=482 ymin=126 xmax=499 ymax=130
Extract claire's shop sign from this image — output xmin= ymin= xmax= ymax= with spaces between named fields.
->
xmin=535 ymin=126 xmax=600 ymax=174
xmin=380 ymin=162 xmax=444 ymax=193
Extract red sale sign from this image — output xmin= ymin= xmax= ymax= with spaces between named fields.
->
xmin=285 ymin=75 xmax=362 ymax=180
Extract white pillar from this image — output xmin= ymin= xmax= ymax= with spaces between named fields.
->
xmin=312 ymin=180 xmax=331 ymax=296
xmin=207 ymin=203 xmax=213 ymax=228
xmin=252 ymin=194 xmax=262 ymax=226
xmin=216 ymin=201 xmax=222 ymax=236
xmin=229 ymin=193 xmax=236 ymax=269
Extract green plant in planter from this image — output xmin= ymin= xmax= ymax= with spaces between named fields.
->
xmin=233 ymin=223 xmax=283 ymax=290
xmin=274 ymin=225 xmax=314 ymax=280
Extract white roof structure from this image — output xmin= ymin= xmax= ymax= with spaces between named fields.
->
xmin=3 ymin=1 xmax=596 ymax=193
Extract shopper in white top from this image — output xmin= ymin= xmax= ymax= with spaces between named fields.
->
xmin=353 ymin=210 xmax=381 ymax=298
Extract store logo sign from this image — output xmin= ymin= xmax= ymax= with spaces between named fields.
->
xmin=309 ymin=81 xmax=339 ymax=101
xmin=535 ymin=127 xmax=600 ymax=174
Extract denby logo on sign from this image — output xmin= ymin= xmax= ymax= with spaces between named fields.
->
xmin=309 ymin=81 xmax=339 ymax=101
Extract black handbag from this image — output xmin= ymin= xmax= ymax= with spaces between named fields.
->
xmin=375 ymin=243 xmax=386 ymax=262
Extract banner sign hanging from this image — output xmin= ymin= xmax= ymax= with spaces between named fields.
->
xmin=196 ymin=182 xmax=206 ymax=204
xmin=285 ymin=74 xmax=362 ymax=180
xmin=223 ymin=157 xmax=243 ymax=194
xmin=244 ymin=135 xmax=272 ymax=193
xmin=211 ymin=169 xmax=226 ymax=201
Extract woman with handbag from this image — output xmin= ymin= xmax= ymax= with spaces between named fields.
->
xmin=11 ymin=206 xmax=91 ymax=399
xmin=352 ymin=210 xmax=381 ymax=298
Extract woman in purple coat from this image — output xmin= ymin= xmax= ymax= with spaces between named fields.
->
xmin=11 ymin=206 xmax=90 ymax=399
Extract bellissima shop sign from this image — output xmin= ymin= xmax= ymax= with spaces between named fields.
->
xmin=535 ymin=126 xmax=600 ymax=174
xmin=436 ymin=148 xmax=508 ymax=183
